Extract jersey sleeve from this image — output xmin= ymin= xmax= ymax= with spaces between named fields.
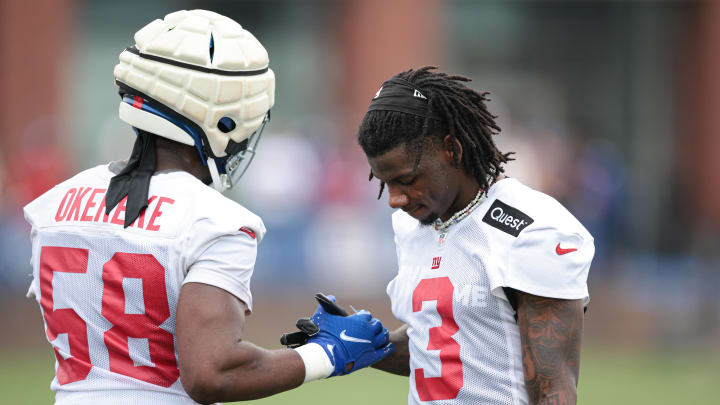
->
xmin=504 ymin=226 xmax=593 ymax=304
xmin=24 ymin=199 xmax=46 ymax=300
xmin=182 ymin=231 xmax=258 ymax=311
xmin=179 ymin=191 xmax=266 ymax=312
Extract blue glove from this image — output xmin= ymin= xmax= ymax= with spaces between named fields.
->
xmin=307 ymin=296 xmax=395 ymax=376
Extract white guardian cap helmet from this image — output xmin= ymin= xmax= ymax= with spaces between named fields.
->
xmin=113 ymin=9 xmax=275 ymax=192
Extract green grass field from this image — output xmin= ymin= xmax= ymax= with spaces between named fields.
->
xmin=2 ymin=347 xmax=717 ymax=404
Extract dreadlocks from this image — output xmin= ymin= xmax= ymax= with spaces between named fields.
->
xmin=357 ymin=66 xmax=514 ymax=198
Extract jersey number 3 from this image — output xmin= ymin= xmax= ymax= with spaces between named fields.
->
xmin=39 ymin=246 xmax=179 ymax=387
xmin=412 ymin=277 xmax=463 ymax=401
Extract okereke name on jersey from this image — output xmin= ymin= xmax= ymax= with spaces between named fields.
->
xmin=53 ymin=187 xmax=174 ymax=231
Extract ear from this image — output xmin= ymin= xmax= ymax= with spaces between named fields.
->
xmin=442 ymin=135 xmax=463 ymax=167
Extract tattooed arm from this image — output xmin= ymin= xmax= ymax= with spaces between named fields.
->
xmin=514 ymin=290 xmax=584 ymax=405
xmin=372 ymin=324 xmax=410 ymax=376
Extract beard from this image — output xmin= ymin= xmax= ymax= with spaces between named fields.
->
xmin=418 ymin=212 xmax=439 ymax=226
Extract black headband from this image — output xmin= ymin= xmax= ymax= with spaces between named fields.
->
xmin=367 ymin=78 xmax=441 ymax=120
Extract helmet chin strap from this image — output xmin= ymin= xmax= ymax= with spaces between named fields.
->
xmin=207 ymin=158 xmax=227 ymax=193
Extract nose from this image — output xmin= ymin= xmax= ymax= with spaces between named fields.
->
xmin=388 ymin=186 xmax=409 ymax=209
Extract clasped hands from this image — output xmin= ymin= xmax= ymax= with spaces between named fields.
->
xmin=281 ymin=293 xmax=395 ymax=377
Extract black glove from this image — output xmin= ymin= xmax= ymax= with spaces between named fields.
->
xmin=280 ymin=293 xmax=349 ymax=348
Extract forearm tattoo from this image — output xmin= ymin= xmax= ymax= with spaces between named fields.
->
xmin=516 ymin=292 xmax=583 ymax=405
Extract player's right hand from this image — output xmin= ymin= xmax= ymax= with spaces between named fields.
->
xmin=307 ymin=297 xmax=394 ymax=376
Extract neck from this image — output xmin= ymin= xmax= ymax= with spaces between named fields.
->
xmin=439 ymin=174 xmax=505 ymax=222
xmin=440 ymin=178 xmax=481 ymax=222
xmin=154 ymin=137 xmax=211 ymax=183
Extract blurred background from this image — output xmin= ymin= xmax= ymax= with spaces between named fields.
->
xmin=1 ymin=0 xmax=718 ymax=403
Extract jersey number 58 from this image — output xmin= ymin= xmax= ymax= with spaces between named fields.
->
xmin=39 ymin=246 xmax=179 ymax=387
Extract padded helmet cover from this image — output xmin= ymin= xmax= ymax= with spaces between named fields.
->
xmin=114 ymin=9 xmax=275 ymax=158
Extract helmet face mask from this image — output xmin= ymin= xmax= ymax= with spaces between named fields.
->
xmin=113 ymin=9 xmax=275 ymax=191
xmin=219 ymin=111 xmax=270 ymax=190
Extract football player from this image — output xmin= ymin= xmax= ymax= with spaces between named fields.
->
xmin=24 ymin=10 xmax=392 ymax=405
xmin=356 ymin=67 xmax=594 ymax=405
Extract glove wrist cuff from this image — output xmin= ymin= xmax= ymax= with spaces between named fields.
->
xmin=294 ymin=343 xmax=334 ymax=382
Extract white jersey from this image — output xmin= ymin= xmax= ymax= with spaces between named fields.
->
xmin=24 ymin=162 xmax=266 ymax=405
xmin=387 ymin=178 xmax=593 ymax=405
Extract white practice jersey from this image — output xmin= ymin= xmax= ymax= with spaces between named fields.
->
xmin=24 ymin=162 xmax=266 ymax=405
xmin=387 ymin=178 xmax=594 ymax=405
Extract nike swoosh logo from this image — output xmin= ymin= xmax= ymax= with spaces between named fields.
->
xmin=340 ymin=330 xmax=371 ymax=343
xmin=556 ymin=243 xmax=578 ymax=255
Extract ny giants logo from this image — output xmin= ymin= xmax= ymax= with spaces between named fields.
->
xmin=431 ymin=257 xmax=442 ymax=269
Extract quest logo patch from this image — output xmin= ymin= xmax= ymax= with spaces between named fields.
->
xmin=482 ymin=199 xmax=534 ymax=237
